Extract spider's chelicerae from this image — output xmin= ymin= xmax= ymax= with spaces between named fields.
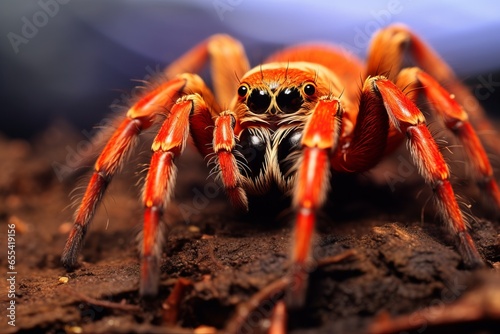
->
xmin=62 ymin=24 xmax=500 ymax=305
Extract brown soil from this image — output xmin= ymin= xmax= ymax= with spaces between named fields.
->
xmin=1 ymin=121 xmax=499 ymax=334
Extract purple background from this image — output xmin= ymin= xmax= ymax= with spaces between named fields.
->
xmin=1 ymin=0 xmax=499 ymax=138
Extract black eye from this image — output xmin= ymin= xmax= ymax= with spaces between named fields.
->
xmin=277 ymin=87 xmax=303 ymax=114
xmin=238 ymin=85 xmax=248 ymax=97
xmin=247 ymin=89 xmax=271 ymax=114
xmin=303 ymin=83 xmax=316 ymax=96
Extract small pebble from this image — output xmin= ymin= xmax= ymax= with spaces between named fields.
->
xmin=65 ymin=326 xmax=82 ymax=334
xmin=58 ymin=276 xmax=69 ymax=284
xmin=8 ymin=215 xmax=29 ymax=234
xmin=194 ymin=325 xmax=217 ymax=334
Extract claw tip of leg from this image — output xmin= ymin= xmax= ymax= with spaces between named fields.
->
xmin=61 ymin=245 xmax=80 ymax=270
xmin=140 ymin=255 xmax=160 ymax=298
xmin=285 ymin=266 xmax=309 ymax=310
xmin=457 ymin=232 xmax=485 ymax=269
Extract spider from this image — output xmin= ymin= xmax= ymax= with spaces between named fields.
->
xmin=62 ymin=24 xmax=500 ymax=305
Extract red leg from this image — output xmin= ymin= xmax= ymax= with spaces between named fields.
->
xmin=140 ymin=97 xmax=194 ymax=296
xmin=289 ymin=98 xmax=343 ymax=306
xmin=140 ymin=74 xmax=223 ymax=296
xmin=374 ymin=78 xmax=483 ymax=267
xmin=212 ymin=111 xmax=248 ymax=211
xmin=61 ymin=77 xmax=187 ymax=269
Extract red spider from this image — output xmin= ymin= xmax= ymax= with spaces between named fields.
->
xmin=62 ymin=24 xmax=500 ymax=305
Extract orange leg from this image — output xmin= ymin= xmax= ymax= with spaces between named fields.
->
xmin=164 ymin=34 xmax=249 ymax=106
xmin=289 ymin=98 xmax=343 ymax=306
xmin=62 ymin=77 xmax=187 ymax=269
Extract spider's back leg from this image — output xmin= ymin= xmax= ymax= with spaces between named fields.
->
xmin=374 ymin=77 xmax=483 ymax=267
xmin=397 ymin=67 xmax=500 ymax=209
xmin=61 ymin=77 xmax=187 ymax=269
xmin=366 ymin=24 xmax=500 ymax=154
xmin=331 ymin=75 xmax=483 ymax=267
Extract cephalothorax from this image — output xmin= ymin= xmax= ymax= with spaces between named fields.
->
xmin=62 ymin=25 xmax=500 ymax=306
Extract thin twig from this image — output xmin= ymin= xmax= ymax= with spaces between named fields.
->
xmin=162 ymin=278 xmax=193 ymax=325
xmin=225 ymin=277 xmax=289 ymax=334
xmin=225 ymin=249 xmax=358 ymax=334
xmin=61 ymin=286 xmax=141 ymax=312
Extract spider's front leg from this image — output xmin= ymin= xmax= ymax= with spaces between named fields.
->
xmin=139 ymin=74 xmax=241 ymax=296
xmin=140 ymin=78 xmax=250 ymax=296
xmin=140 ymin=96 xmax=193 ymax=296
xmin=288 ymin=97 xmax=344 ymax=307
xmin=212 ymin=111 xmax=249 ymax=211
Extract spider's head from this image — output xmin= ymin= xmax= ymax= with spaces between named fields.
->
xmin=234 ymin=62 xmax=329 ymax=125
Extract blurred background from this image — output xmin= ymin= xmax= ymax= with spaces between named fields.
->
xmin=1 ymin=0 xmax=500 ymax=138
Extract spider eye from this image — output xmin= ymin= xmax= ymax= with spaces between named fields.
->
xmin=277 ymin=87 xmax=303 ymax=114
xmin=303 ymin=83 xmax=316 ymax=96
xmin=237 ymin=85 xmax=248 ymax=97
xmin=247 ymin=89 xmax=271 ymax=114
